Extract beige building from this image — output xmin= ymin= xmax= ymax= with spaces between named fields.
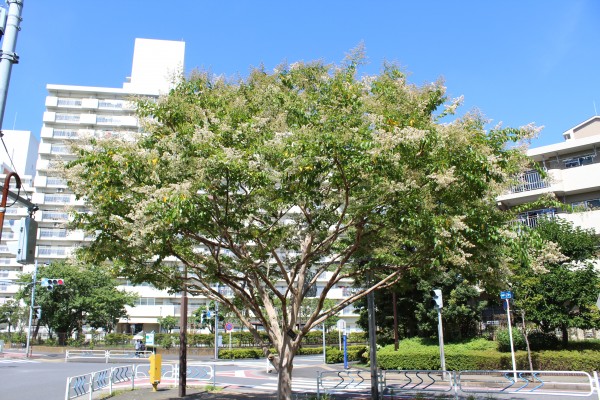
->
xmin=497 ymin=116 xmax=600 ymax=233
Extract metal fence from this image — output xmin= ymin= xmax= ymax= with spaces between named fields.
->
xmin=64 ymin=365 xmax=135 ymax=400
xmin=317 ymin=369 xmax=600 ymax=399
xmin=65 ymin=362 xmax=214 ymax=400
xmin=65 ymin=349 xmax=152 ymax=363
xmin=457 ymin=370 xmax=598 ymax=397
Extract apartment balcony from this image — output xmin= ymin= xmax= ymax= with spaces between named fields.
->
xmin=36 ymin=245 xmax=73 ymax=259
xmin=45 ymin=96 xmax=134 ymax=112
xmin=498 ymin=170 xmax=551 ymax=207
xmin=34 ymin=175 xmax=68 ymax=189
xmin=38 ymin=210 xmax=69 ymax=223
xmin=0 ymin=270 xmax=23 ymax=280
xmin=552 ymin=163 xmax=600 ymax=194
xmin=122 ymin=305 xmax=176 ymax=324
xmin=31 ymin=192 xmax=85 ymax=206
xmin=0 ymin=283 xmax=20 ymax=296
xmin=38 ymin=229 xmax=85 ymax=242
xmin=499 ymin=163 xmax=600 ymax=208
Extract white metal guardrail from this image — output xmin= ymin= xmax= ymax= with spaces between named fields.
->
xmin=65 ymin=363 xmax=215 ymax=399
xmin=317 ymin=370 xmax=600 ymax=399
xmin=65 ymin=349 xmax=152 ymax=363
xmin=64 ymin=365 xmax=134 ymax=400
xmin=381 ymin=370 xmax=457 ymax=397
xmin=457 ymin=370 xmax=598 ymax=397
xmin=316 ymin=369 xmax=379 ymax=398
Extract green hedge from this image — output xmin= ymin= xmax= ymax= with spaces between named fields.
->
xmin=325 ymin=346 xmax=368 ymax=364
xmin=218 ymin=348 xmax=265 ymax=359
xmin=216 ymin=345 xmax=362 ymax=360
xmin=376 ymin=345 xmax=600 ymax=371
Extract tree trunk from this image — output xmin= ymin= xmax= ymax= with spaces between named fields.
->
xmin=561 ymin=324 xmax=569 ymax=346
xmin=277 ymin=350 xmax=294 ymax=400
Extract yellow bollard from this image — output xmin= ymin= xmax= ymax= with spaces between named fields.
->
xmin=149 ymin=353 xmax=162 ymax=392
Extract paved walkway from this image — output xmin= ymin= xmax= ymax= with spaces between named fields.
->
xmin=108 ymin=387 xmax=283 ymax=400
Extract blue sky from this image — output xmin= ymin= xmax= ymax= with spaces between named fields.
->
xmin=4 ymin=0 xmax=600 ymax=148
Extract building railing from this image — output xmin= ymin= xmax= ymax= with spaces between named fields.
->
xmin=65 ymin=362 xmax=214 ymax=400
xmin=509 ymin=170 xmax=549 ymax=194
xmin=65 ymin=349 xmax=152 ymax=363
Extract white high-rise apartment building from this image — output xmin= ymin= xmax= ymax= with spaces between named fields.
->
xmin=1 ymin=38 xmax=360 ymax=334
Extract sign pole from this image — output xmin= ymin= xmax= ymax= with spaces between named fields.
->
xmin=506 ymin=298 xmax=517 ymax=380
xmin=501 ymin=291 xmax=517 ymax=380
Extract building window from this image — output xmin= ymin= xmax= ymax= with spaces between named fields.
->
xmin=99 ymin=100 xmax=123 ymax=109
xmin=571 ymin=198 xmax=600 ymax=211
xmin=53 ymin=129 xmax=78 ymax=138
xmin=57 ymin=98 xmax=82 ymax=107
xmin=50 ymin=144 xmax=69 ymax=154
xmin=0 ymin=282 xmax=7 ymax=291
xmin=47 ymin=177 xmax=67 ymax=186
xmin=564 ymin=154 xmax=594 ymax=169
xmin=56 ymin=113 xmax=80 ymax=122
xmin=44 ymin=211 xmax=68 ymax=220
xmin=37 ymin=246 xmax=67 ymax=256
xmin=97 ymin=116 xmax=117 ymax=123
xmin=136 ymin=298 xmax=156 ymax=306
xmin=44 ymin=194 xmax=71 ymax=203
xmin=40 ymin=228 xmax=67 ymax=238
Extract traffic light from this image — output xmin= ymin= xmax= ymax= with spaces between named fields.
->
xmin=432 ymin=289 xmax=443 ymax=309
xmin=41 ymin=278 xmax=65 ymax=290
xmin=16 ymin=216 xmax=38 ymax=264
xmin=35 ymin=307 xmax=42 ymax=319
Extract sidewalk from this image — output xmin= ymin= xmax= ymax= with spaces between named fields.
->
xmin=108 ymin=387 xmax=282 ymax=400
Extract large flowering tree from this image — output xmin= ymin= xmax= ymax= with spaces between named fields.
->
xmin=62 ymin=52 xmax=535 ymax=399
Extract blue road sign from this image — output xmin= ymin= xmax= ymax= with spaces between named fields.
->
xmin=500 ymin=291 xmax=512 ymax=300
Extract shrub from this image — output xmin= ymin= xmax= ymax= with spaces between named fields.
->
xmin=496 ymin=328 xmax=526 ymax=352
xmin=297 ymin=347 xmax=323 ymax=356
xmin=105 ymin=333 xmax=130 ymax=346
xmin=527 ymin=331 xmax=559 ymax=351
xmin=218 ymin=348 xmax=264 ymax=359
xmin=535 ymin=350 xmax=600 ymax=371
xmin=158 ymin=333 xmax=176 ymax=349
xmin=325 ymin=345 xmax=367 ymax=364
xmin=67 ymin=337 xmax=85 ymax=347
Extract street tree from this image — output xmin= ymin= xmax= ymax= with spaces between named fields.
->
xmin=17 ymin=261 xmax=137 ymax=344
xmin=356 ymin=273 xmax=486 ymax=344
xmin=62 ymin=52 xmax=536 ymax=399
xmin=511 ymin=218 xmax=600 ymax=345
xmin=0 ymin=300 xmax=25 ymax=336
xmin=157 ymin=315 xmax=178 ymax=333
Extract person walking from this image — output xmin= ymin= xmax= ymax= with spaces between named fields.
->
xmin=134 ymin=339 xmax=141 ymax=357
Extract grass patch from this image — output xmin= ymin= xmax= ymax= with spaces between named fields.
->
xmin=204 ymin=384 xmax=222 ymax=392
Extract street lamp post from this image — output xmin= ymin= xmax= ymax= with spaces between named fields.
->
xmin=178 ymin=266 xmax=188 ymax=397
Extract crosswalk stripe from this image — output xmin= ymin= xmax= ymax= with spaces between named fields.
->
xmin=0 ymin=359 xmax=40 ymax=363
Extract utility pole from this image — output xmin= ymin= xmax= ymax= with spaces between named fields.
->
xmin=0 ymin=0 xmax=23 ymax=130
xmin=367 ymin=272 xmax=379 ymax=399
xmin=214 ymin=283 xmax=219 ymax=360
xmin=393 ymin=292 xmax=398 ymax=351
